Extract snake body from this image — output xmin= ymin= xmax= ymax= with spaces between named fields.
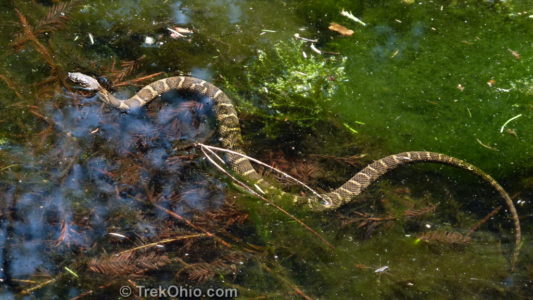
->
xmin=68 ymin=72 xmax=521 ymax=264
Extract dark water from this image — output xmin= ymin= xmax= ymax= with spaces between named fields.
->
xmin=0 ymin=0 xmax=531 ymax=299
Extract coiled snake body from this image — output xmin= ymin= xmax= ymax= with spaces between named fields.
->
xmin=68 ymin=72 xmax=521 ymax=265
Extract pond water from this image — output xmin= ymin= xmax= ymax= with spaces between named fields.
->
xmin=0 ymin=0 xmax=531 ymax=299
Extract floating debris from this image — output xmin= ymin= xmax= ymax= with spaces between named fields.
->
xmin=476 ymin=138 xmax=499 ymax=151
xmin=456 ymin=83 xmax=465 ymax=91
xmin=342 ymin=122 xmax=358 ymax=134
xmin=496 ymin=87 xmax=512 ymax=92
xmin=310 ymin=43 xmax=321 ymax=54
xmin=340 ymin=9 xmax=367 ymax=26
xmin=293 ymin=33 xmax=318 ymax=43
xmin=507 ymin=48 xmax=521 ymax=59
xmin=375 ymin=266 xmax=389 ymax=273
xmin=108 ymin=232 xmax=127 ymax=239
xmin=167 ymin=26 xmax=193 ymax=39
xmin=260 ymin=29 xmax=277 ymax=36
xmin=506 ymin=128 xmax=518 ymax=138
xmin=144 ymin=36 xmax=155 ymax=45
xmin=328 ymin=22 xmax=354 ymax=36
xmin=64 ymin=266 xmax=79 ymax=278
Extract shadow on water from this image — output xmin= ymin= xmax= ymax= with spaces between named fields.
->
xmin=0 ymin=88 xmax=249 ymax=297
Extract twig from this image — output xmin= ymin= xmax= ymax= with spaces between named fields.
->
xmin=134 ymin=196 xmax=233 ymax=248
xmin=14 ymin=9 xmax=57 ymax=72
xmin=12 ymin=1 xmax=78 ymax=48
xmin=0 ymin=164 xmax=18 ymax=172
xmin=476 ymin=138 xmax=499 ymax=151
xmin=197 ymin=143 xmax=326 ymax=202
xmin=200 ymin=145 xmax=334 ymax=250
xmin=69 ymin=282 xmax=114 ymax=300
xmin=29 ymin=109 xmax=52 ymax=125
xmin=117 ymin=234 xmax=208 ymax=255
xmin=467 ymin=206 xmax=502 ymax=236
xmin=0 ymin=74 xmax=24 ymax=100
xmin=499 ymin=114 xmax=522 ymax=133
xmin=310 ymin=44 xmax=321 ymax=54
xmin=114 ymin=72 xmax=165 ymax=87
xmin=260 ymin=263 xmax=315 ymax=300
xmin=293 ymin=33 xmax=318 ymax=43
xmin=20 ymin=278 xmax=56 ymax=295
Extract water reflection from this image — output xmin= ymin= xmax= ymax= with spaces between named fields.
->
xmin=171 ymin=1 xmax=191 ymax=24
xmin=0 ymin=88 xmax=225 ymax=290
xmin=372 ymin=21 xmax=425 ymax=60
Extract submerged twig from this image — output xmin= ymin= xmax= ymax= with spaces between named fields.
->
xmin=499 ymin=114 xmax=522 ymax=133
xmin=197 ymin=143 xmax=325 ymax=202
xmin=114 ymin=72 xmax=164 ymax=87
xmin=467 ymin=206 xmax=502 ymax=236
xmin=293 ymin=33 xmax=318 ymax=43
xmin=151 ymin=201 xmax=233 ymax=248
xmin=20 ymin=278 xmax=57 ymax=295
xmin=260 ymin=263 xmax=315 ymax=300
xmin=117 ymin=234 xmax=208 ymax=255
xmin=199 ymin=145 xmax=334 ymax=250
xmin=14 ymin=9 xmax=57 ymax=72
xmin=476 ymin=138 xmax=499 ymax=151
xmin=0 ymin=74 xmax=24 ymax=100
xmin=12 ymin=1 xmax=78 ymax=48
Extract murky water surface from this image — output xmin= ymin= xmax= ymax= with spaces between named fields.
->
xmin=0 ymin=0 xmax=531 ymax=299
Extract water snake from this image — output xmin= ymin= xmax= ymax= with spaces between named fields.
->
xmin=67 ymin=72 xmax=521 ymax=265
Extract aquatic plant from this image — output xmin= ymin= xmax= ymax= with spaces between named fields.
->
xmin=226 ymin=39 xmax=347 ymax=137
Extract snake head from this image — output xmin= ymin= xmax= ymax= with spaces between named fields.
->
xmin=68 ymin=72 xmax=102 ymax=91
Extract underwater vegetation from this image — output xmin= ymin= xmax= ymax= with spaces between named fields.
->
xmin=224 ymin=39 xmax=348 ymax=137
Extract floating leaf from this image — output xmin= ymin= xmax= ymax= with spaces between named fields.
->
xmin=328 ymin=22 xmax=354 ymax=36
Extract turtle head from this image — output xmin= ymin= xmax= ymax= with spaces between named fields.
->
xmin=68 ymin=72 xmax=102 ymax=91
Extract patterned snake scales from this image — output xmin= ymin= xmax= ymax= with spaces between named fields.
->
xmin=68 ymin=72 xmax=521 ymax=266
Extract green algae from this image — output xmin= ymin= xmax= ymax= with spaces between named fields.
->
xmin=327 ymin=0 xmax=532 ymax=179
